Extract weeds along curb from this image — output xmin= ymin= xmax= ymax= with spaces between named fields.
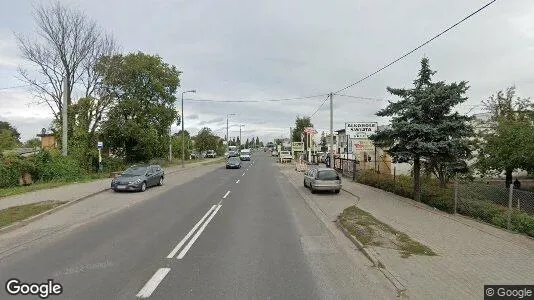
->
xmin=336 ymin=218 xmax=407 ymax=294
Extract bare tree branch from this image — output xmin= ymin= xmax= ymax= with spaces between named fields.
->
xmin=16 ymin=0 xmax=107 ymax=132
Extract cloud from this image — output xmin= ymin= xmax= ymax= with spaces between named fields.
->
xmin=2 ymin=0 xmax=534 ymax=144
xmin=197 ymin=117 xmax=225 ymax=126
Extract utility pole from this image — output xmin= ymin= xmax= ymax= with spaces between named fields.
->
xmin=239 ymin=125 xmax=244 ymax=150
xmin=329 ymin=92 xmax=334 ymax=164
xmin=181 ymin=90 xmax=196 ymax=168
xmin=62 ymin=78 xmax=68 ymax=156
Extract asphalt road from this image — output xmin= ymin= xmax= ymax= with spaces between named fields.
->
xmin=0 ymin=152 xmax=396 ymax=300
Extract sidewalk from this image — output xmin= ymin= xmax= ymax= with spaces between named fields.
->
xmin=283 ymin=166 xmax=534 ymax=300
xmin=0 ymin=158 xmax=222 ymax=211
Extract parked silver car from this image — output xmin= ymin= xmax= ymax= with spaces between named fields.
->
xmin=303 ymin=167 xmax=341 ymax=194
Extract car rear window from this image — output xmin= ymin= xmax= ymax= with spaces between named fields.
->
xmin=317 ymin=170 xmax=339 ymax=180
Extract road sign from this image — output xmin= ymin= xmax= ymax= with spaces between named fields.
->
xmin=304 ymin=127 xmax=316 ymax=134
xmin=292 ymin=142 xmax=304 ymax=151
xmin=97 ymin=141 xmax=103 ymax=150
xmin=345 ymin=122 xmax=378 ymax=139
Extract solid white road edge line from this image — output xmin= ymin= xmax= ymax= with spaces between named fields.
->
xmin=177 ymin=205 xmax=222 ymax=259
xmin=236 ymin=179 xmax=240 ymax=184
xmin=136 ymin=268 xmax=171 ymax=298
xmin=223 ymin=191 xmax=230 ymax=198
xmin=166 ymin=205 xmax=216 ymax=259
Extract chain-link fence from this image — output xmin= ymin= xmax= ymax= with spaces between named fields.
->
xmin=456 ymin=181 xmax=534 ymax=232
xmin=349 ymin=167 xmax=534 ymax=237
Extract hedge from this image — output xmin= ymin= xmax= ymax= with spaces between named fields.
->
xmin=0 ymin=150 xmax=87 ymax=188
xmin=355 ymin=169 xmax=534 ymax=238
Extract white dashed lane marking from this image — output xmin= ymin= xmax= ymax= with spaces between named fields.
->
xmin=136 ymin=268 xmax=171 ymax=298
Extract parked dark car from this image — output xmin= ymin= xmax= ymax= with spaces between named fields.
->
xmin=226 ymin=156 xmax=242 ymax=169
xmin=111 ymin=165 xmax=164 ymax=192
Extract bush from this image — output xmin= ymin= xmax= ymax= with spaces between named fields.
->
xmin=31 ymin=150 xmax=86 ymax=182
xmin=511 ymin=211 xmax=534 ymax=237
xmin=356 ymin=170 xmax=453 ymax=212
xmin=355 ymin=169 xmax=534 ymax=238
xmin=101 ymin=156 xmax=126 ymax=172
xmin=0 ymin=154 xmax=38 ymax=188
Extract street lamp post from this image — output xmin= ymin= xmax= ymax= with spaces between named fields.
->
xmin=181 ymin=89 xmax=196 ymax=168
xmin=227 ymin=114 xmax=236 ymax=152
xmin=239 ymin=125 xmax=245 ymax=150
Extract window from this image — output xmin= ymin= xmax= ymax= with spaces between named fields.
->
xmin=317 ymin=170 xmax=339 ymax=180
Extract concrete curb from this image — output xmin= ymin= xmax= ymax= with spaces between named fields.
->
xmin=0 ymin=159 xmax=223 ymax=235
xmin=335 ymin=218 xmax=379 ymax=265
xmin=336 ymin=218 xmax=407 ymax=294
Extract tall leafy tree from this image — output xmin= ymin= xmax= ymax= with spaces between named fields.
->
xmin=99 ymin=52 xmax=181 ymax=162
xmin=370 ymin=57 xmax=473 ymax=199
xmin=255 ymin=137 xmax=260 ymax=148
xmin=245 ymin=138 xmax=250 ymax=149
xmin=0 ymin=129 xmax=21 ymax=151
xmin=291 ymin=116 xmax=313 ymax=142
xmin=0 ymin=121 xmax=21 ymax=141
xmin=476 ymin=87 xmax=534 ymax=186
xmin=320 ymin=131 xmax=328 ymax=152
xmin=195 ymin=127 xmax=218 ymax=152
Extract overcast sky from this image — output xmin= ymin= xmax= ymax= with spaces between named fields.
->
xmin=1 ymin=0 xmax=533 ymax=143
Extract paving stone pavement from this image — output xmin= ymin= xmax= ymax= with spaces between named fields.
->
xmin=282 ymin=165 xmax=534 ymax=300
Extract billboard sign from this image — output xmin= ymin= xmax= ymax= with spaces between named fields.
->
xmin=292 ymin=142 xmax=304 ymax=152
xmin=345 ymin=122 xmax=378 ymax=139
xmin=352 ymin=139 xmax=374 ymax=152
xmin=303 ymin=127 xmax=317 ymax=134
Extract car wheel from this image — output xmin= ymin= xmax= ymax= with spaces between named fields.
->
xmin=303 ymin=179 xmax=306 ymax=187
xmin=334 ymin=189 xmax=340 ymax=194
xmin=311 ymin=187 xmax=316 ymax=194
xmin=158 ymin=177 xmax=164 ymax=186
xmin=140 ymin=182 xmax=147 ymax=192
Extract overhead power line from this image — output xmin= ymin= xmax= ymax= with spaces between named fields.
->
xmin=309 ymin=94 xmax=330 ymax=118
xmin=334 ymin=0 xmax=497 ymax=94
xmin=184 ymin=93 xmax=328 ymax=103
xmin=335 ymin=94 xmax=388 ymax=101
xmin=0 ymin=84 xmax=31 ymax=91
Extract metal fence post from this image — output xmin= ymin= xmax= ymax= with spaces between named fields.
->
xmin=507 ymin=183 xmax=514 ymax=230
xmin=393 ymin=166 xmax=396 ymax=186
xmin=454 ymin=178 xmax=458 ymax=214
xmin=353 ymin=160 xmax=356 ymax=181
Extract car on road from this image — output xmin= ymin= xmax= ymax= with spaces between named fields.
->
xmin=226 ymin=156 xmax=242 ymax=169
xmin=206 ymin=150 xmax=217 ymax=158
xmin=240 ymin=148 xmax=251 ymax=161
xmin=279 ymin=150 xmax=292 ymax=163
xmin=228 ymin=150 xmax=238 ymax=158
xmin=271 ymin=149 xmax=278 ymax=157
xmin=111 ymin=165 xmax=164 ymax=192
xmin=303 ymin=167 xmax=341 ymax=194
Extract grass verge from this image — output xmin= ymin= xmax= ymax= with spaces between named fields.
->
xmin=339 ymin=205 xmax=436 ymax=258
xmin=0 ymin=174 xmax=109 ymax=199
xmin=0 ymin=200 xmax=67 ymax=229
